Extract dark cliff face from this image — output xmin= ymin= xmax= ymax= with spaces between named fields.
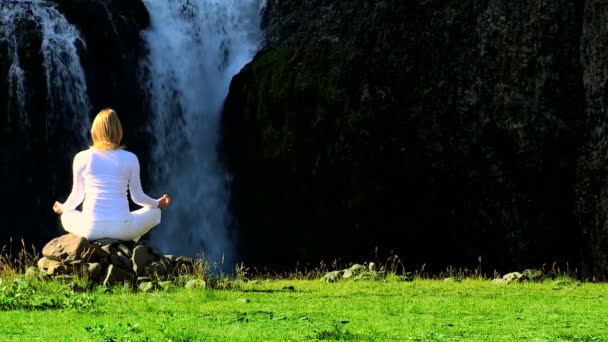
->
xmin=577 ymin=0 xmax=608 ymax=278
xmin=221 ymin=0 xmax=596 ymax=274
xmin=0 ymin=0 xmax=149 ymax=248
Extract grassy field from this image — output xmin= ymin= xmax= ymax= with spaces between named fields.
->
xmin=0 ymin=275 xmax=606 ymax=341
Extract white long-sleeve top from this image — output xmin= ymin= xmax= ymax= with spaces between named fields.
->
xmin=60 ymin=148 xmax=159 ymax=221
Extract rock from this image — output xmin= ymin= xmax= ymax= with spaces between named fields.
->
xmin=350 ymin=264 xmax=366 ymax=272
xmin=185 ymin=279 xmax=206 ymax=289
xmin=53 ymin=275 xmax=75 ymax=282
xmin=158 ymin=281 xmax=174 ymax=291
xmin=175 ymin=256 xmax=194 ymax=264
xmin=144 ymin=256 xmax=172 ymax=277
xmin=522 ymin=269 xmax=544 ymax=282
xmin=100 ymin=245 xmax=113 ymax=254
xmin=103 ymin=264 xmax=133 ymax=286
xmin=42 ymin=234 xmax=90 ymax=262
xmin=85 ymin=263 xmax=103 ymax=281
xmin=117 ymin=244 xmax=132 ymax=258
xmin=174 ymin=256 xmax=194 ymax=273
xmin=138 ymin=281 xmax=161 ymax=293
xmin=503 ymin=272 xmax=527 ymax=284
xmin=80 ymin=244 xmax=108 ymax=263
xmin=344 ymin=264 xmax=366 ymax=279
xmin=38 ymin=256 xmax=63 ymax=270
xmin=47 ymin=264 xmax=68 ymax=277
xmin=176 ymin=275 xmax=194 ymax=286
xmin=131 ymin=245 xmax=156 ymax=276
xmin=353 ymin=271 xmax=373 ymax=281
xmin=145 ymin=261 xmax=167 ymax=277
xmin=92 ymin=238 xmax=123 ymax=247
xmin=237 ymin=298 xmax=250 ymax=304
xmin=368 ymin=262 xmax=376 ymax=272
xmin=137 ymin=276 xmax=152 ymax=284
xmin=69 ymin=260 xmax=83 ymax=273
xmin=164 ymin=255 xmax=176 ymax=263
xmin=343 ymin=269 xmax=353 ymax=279
xmin=110 ymin=254 xmax=132 ymax=271
xmin=492 ymin=278 xmax=507 ymax=285
xmin=444 ymin=277 xmax=462 ymax=283
xmin=25 ymin=266 xmax=42 ymax=279
xmin=321 ymin=270 xmax=342 ymax=283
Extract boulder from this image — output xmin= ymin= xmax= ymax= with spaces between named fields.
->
xmin=158 ymin=281 xmax=174 ymax=291
xmin=145 ymin=258 xmax=172 ymax=277
xmin=42 ymin=234 xmax=90 ymax=262
xmin=343 ymin=264 xmax=366 ymax=279
xmin=110 ymin=254 xmax=131 ymax=271
xmin=131 ymin=245 xmax=156 ymax=276
xmin=25 ymin=266 xmax=43 ymax=279
xmin=117 ymin=244 xmax=132 ymax=257
xmin=92 ymin=238 xmax=123 ymax=246
xmin=185 ymin=279 xmax=206 ymax=289
xmin=80 ymin=244 xmax=108 ymax=263
xmin=103 ymin=264 xmax=133 ymax=286
xmin=503 ymin=272 xmax=528 ymax=284
xmin=522 ymin=269 xmax=544 ymax=282
xmin=174 ymin=256 xmax=194 ymax=273
xmin=138 ymin=281 xmax=161 ymax=293
xmin=444 ymin=277 xmax=462 ymax=283
xmin=47 ymin=264 xmax=68 ymax=276
xmin=321 ymin=270 xmax=342 ymax=283
xmin=38 ymin=256 xmax=63 ymax=270
xmin=85 ymin=262 xmax=102 ymax=281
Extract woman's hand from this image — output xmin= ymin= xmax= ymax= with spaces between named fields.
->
xmin=52 ymin=201 xmax=63 ymax=215
xmin=158 ymin=194 xmax=171 ymax=209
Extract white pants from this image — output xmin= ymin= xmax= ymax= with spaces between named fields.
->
xmin=61 ymin=207 xmax=161 ymax=242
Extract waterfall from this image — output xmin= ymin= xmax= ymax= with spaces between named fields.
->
xmin=1 ymin=1 xmax=91 ymax=143
xmin=141 ymin=0 xmax=263 ymax=263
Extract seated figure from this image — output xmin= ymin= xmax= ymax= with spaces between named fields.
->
xmin=53 ymin=108 xmax=170 ymax=242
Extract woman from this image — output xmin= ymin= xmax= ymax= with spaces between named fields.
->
xmin=52 ymin=108 xmax=170 ymax=242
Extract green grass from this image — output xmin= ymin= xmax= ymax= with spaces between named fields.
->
xmin=0 ymin=277 xmax=607 ymax=341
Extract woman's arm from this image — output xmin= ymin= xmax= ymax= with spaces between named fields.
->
xmin=59 ymin=152 xmax=85 ymax=212
xmin=128 ymin=153 xmax=160 ymax=208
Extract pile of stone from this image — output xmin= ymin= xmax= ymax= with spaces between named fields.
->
xmin=491 ymin=269 xmax=545 ymax=284
xmin=320 ymin=263 xmax=398 ymax=282
xmin=35 ymin=234 xmax=196 ymax=287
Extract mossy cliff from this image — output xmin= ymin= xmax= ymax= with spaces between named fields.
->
xmin=221 ymin=0 xmax=608 ymax=277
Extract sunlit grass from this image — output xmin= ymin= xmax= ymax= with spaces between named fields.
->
xmin=0 ymin=276 xmax=606 ymax=341
xmin=0 ymin=244 xmax=604 ymax=341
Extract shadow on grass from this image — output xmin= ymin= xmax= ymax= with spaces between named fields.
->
xmin=314 ymin=321 xmax=363 ymax=341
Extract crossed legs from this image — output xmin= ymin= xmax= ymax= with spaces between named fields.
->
xmin=61 ymin=207 xmax=161 ymax=242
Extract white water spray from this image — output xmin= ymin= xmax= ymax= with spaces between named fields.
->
xmin=141 ymin=0 xmax=263 ymax=262
xmin=1 ymin=1 xmax=91 ymax=142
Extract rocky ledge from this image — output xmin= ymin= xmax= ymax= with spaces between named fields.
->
xmin=34 ymin=234 xmax=202 ymax=290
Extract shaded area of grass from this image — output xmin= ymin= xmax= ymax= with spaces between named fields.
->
xmin=0 ymin=278 xmax=607 ymax=341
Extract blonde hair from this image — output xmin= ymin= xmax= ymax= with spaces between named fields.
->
xmin=90 ymin=108 xmax=124 ymax=150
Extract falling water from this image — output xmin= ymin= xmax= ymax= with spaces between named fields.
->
xmin=141 ymin=0 xmax=263 ymax=263
xmin=0 ymin=1 xmax=91 ymax=142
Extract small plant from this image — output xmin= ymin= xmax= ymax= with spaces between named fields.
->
xmin=0 ymin=239 xmax=39 ymax=276
xmin=0 ymin=277 xmax=96 ymax=311
xmin=84 ymin=322 xmax=143 ymax=341
xmin=314 ymin=321 xmax=357 ymax=341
